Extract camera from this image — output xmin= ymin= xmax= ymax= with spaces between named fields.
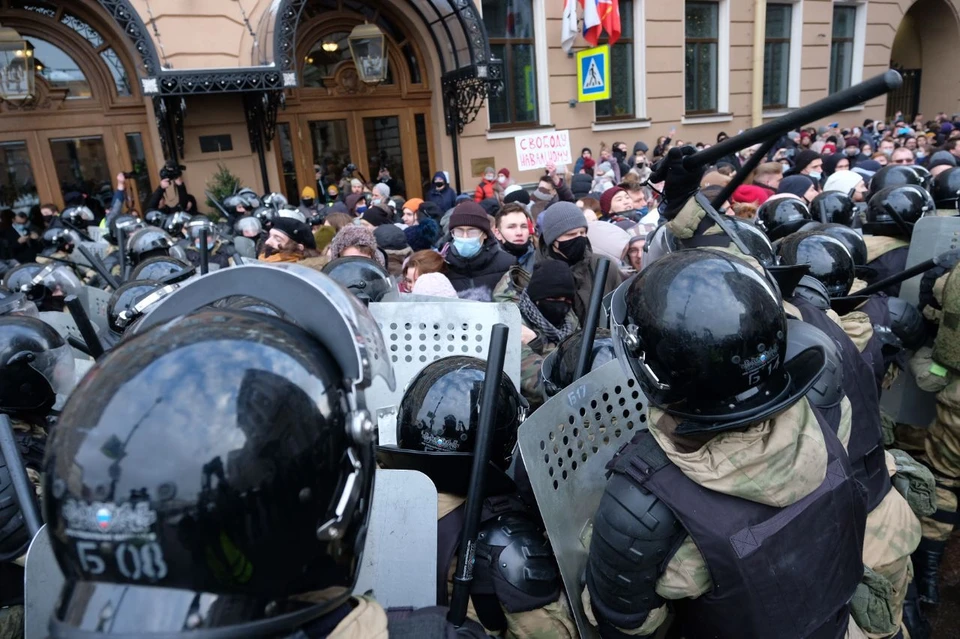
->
xmin=160 ymin=160 xmax=186 ymax=181
xmin=122 ymin=171 xmax=138 ymax=179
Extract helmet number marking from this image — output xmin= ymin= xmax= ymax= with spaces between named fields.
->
xmin=74 ymin=541 xmax=168 ymax=581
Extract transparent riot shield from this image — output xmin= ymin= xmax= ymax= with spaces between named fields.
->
xmin=516 ymin=360 xmax=648 ymax=638
xmin=24 ymin=525 xmax=64 ymax=639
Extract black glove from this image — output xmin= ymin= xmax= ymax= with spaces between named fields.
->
xmin=649 ymin=145 xmax=703 ymax=217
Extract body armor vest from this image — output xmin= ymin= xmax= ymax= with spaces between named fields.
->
xmin=856 ymin=296 xmax=893 ymax=391
xmin=794 ymin=297 xmax=892 ymax=512
xmin=864 ymin=246 xmax=909 ymax=297
xmin=933 ymin=262 xmax=960 ymax=372
xmin=609 ymin=412 xmax=866 ymax=639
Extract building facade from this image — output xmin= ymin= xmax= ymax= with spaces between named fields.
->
xmin=0 ymin=0 xmax=955 ymax=216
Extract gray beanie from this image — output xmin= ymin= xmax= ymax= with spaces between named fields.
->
xmin=540 ymin=202 xmax=588 ymax=245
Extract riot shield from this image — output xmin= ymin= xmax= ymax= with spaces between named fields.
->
xmin=353 ymin=469 xmax=437 ymax=608
xmin=366 ymin=302 xmax=523 ymax=445
xmin=881 ymin=216 xmax=960 ymax=426
xmin=24 ymin=525 xmax=64 ymax=639
xmin=516 ymin=361 xmax=648 ymax=638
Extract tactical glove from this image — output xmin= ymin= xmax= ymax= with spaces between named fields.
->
xmin=650 ymin=146 xmax=704 ymax=219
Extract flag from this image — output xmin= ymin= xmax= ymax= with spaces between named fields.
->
xmin=561 ymin=0 xmax=579 ymax=53
xmin=598 ymin=0 xmax=621 ymax=46
xmin=580 ymin=0 xmax=602 ymax=47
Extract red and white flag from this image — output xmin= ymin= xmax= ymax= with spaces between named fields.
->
xmin=598 ymin=0 xmax=621 ymax=46
xmin=561 ymin=0 xmax=579 ymax=53
xmin=580 ymin=0 xmax=602 ymax=46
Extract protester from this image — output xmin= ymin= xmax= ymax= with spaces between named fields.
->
xmin=402 ymin=249 xmax=446 ymax=292
xmin=443 ymin=201 xmax=515 ymax=301
xmin=404 ymin=216 xmax=441 ymax=252
xmin=473 ymin=166 xmax=497 ymax=203
xmin=327 ymin=224 xmax=385 ymax=266
xmin=778 ymin=174 xmax=819 ymax=204
xmin=374 ymin=224 xmax=412 ymax=278
xmin=411 ymin=272 xmax=458 ymax=298
xmin=401 ymin=198 xmax=424 ymax=226
xmin=493 ymin=203 xmax=535 ymax=272
xmin=426 ymin=171 xmax=457 ymax=212
xmin=823 ymin=170 xmax=868 ymax=201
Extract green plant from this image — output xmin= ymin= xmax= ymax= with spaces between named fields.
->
xmin=205 ymin=163 xmax=242 ymax=210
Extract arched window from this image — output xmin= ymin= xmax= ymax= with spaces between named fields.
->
xmin=302 ymin=31 xmax=396 ymax=86
xmin=30 ymin=37 xmax=92 ymax=99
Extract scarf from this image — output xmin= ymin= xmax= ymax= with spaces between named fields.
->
xmin=517 ymin=288 xmax=576 ymax=346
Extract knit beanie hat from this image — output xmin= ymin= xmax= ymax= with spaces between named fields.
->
xmin=313 ymin=224 xmax=337 ymax=253
xmin=503 ymin=186 xmax=531 ymax=206
xmin=361 ymin=206 xmax=392 ymax=227
xmin=792 ymin=150 xmax=821 ymax=174
xmin=599 ymin=186 xmax=625 ymax=215
xmin=404 ymin=218 xmax=441 ymax=251
xmin=328 ymin=225 xmax=385 ymax=267
xmin=272 ymin=216 xmax=313 ymax=247
xmin=823 ymin=170 xmax=864 ymax=195
xmin=526 ymin=259 xmax=576 ymax=302
xmin=778 ymin=175 xmax=816 ymax=199
xmin=374 ymin=223 xmax=409 ymax=250
xmin=540 ymin=202 xmax=588 ymax=246
xmin=403 ymin=198 xmax=424 ymax=213
xmin=412 ymin=272 xmax=458 ymax=298
xmin=498 ymin=168 xmax=511 ymax=179
xmin=449 ymin=201 xmax=492 ymax=235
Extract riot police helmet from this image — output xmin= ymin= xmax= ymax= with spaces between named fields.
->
xmin=60 ymin=206 xmax=95 ymax=230
xmin=776 ymin=231 xmax=855 ymax=298
xmin=792 ymin=274 xmax=832 ymax=310
xmin=810 ymin=191 xmax=857 ymax=227
xmin=541 ymin=329 xmax=616 ymax=398
xmin=378 ymin=356 xmax=526 ymax=496
xmin=868 ymin=164 xmax=924 ymax=199
xmin=755 ymin=196 xmax=813 ymax=241
xmin=2 ymin=263 xmax=42 ymax=293
xmin=0 ymin=315 xmax=74 ymax=416
xmin=126 ymin=227 xmax=175 ymax=264
xmin=720 ymin=216 xmax=776 ymax=267
xmin=44 ymin=306 xmax=383 ymax=637
xmin=864 ymin=184 xmax=932 ymax=237
xmin=130 ymin=256 xmax=193 ymax=283
xmin=262 ymin=192 xmax=288 ymax=210
xmin=105 ymin=213 xmax=145 ymax=245
xmin=42 ymin=227 xmax=81 ymax=253
xmin=0 ymin=288 xmax=38 ymax=318
xmin=12 ymin=263 xmax=82 ymax=312
xmin=784 ymin=318 xmax=844 ymax=408
xmin=253 ymin=205 xmax=277 ymax=231
xmin=609 ymin=249 xmax=825 ymax=434
xmin=817 ymin=223 xmax=869 ymax=267
xmin=162 ymin=210 xmax=192 ymax=237
xmin=234 ymin=215 xmax=263 ymax=238
xmin=322 ymin=256 xmax=393 ymax=304
xmin=932 ymin=166 xmax=960 ymax=212
xmin=144 ymin=209 xmax=166 ymax=227
xmin=278 ymin=205 xmax=307 ymax=224
xmin=912 ymin=164 xmax=934 ymax=191
xmin=107 ymin=279 xmax=164 ymax=334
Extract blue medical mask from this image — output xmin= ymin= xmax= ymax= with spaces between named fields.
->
xmin=12 ymin=222 xmax=26 ymax=233
xmin=356 ymin=204 xmax=368 ymax=214
xmin=453 ymin=236 xmax=482 ymax=258
xmin=194 ymin=238 xmax=215 ymax=251
xmin=638 ymin=206 xmax=649 ymax=216
xmin=808 ymin=171 xmax=822 ymax=182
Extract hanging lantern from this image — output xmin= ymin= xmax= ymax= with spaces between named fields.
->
xmin=0 ymin=27 xmax=34 ymax=101
xmin=348 ymin=22 xmax=387 ymax=84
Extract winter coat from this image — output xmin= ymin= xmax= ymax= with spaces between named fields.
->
xmin=426 ymin=185 xmax=457 ymax=213
xmin=571 ymin=173 xmax=594 ymax=200
xmin=383 ymin=246 xmax=413 ymax=278
xmin=473 ymin=178 xmax=496 ymax=203
xmin=443 ymin=237 xmax=517 ymax=301
xmin=536 ymin=240 xmax=622 ymax=325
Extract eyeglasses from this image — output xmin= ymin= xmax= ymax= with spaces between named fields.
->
xmin=893 ymin=158 xmax=914 ymax=165
xmin=452 ymin=228 xmax=483 ymax=239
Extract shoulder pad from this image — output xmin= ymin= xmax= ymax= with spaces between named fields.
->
xmin=586 ymin=473 xmax=685 ymax=631
xmin=886 ymin=296 xmax=926 ymax=351
xmin=475 ymin=513 xmax=560 ymax=603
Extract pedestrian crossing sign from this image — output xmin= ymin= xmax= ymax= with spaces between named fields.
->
xmin=576 ymin=45 xmax=610 ymax=102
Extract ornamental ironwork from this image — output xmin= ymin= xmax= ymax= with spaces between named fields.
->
xmin=95 ymin=0 xmax=160 ymax=77
xmin=154 ymin=96 xmax=185 ymax=161
xmin=243 ymin=90 xmax=285 ymax=155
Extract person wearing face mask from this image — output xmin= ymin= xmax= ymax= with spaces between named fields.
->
xmin=493 ymin=202 xmax=535 ymax=272
xmin=2 ymin=210 xmax=43 ymax=263
xmin=497 ymin=167 xmax=512 ymax=189
xmin=299 ymin=186 xmax=318 ymax=219
xmin=443 ymin=201 xmax=516 ymax=301
xmin=842 ymin=137 xmax=862 ymax=168
xmin=530 ymin=175 xmax=560 ymax=219
xmin=426 ymin=171 xmax=457 ymax=212
xmin=474 ymin=166 xmax=497 ymax=203
xmin=536 ymin=202 xmax=622 ymax=324
xmin=823 ymin=171 xmax=869 ymax=203
xmin=788 ymin=150 xmax=824 ymax=184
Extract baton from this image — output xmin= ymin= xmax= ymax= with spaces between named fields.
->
xmin=0 ymin=414 xmax=42 ymax=538
xmin=199 ymin=228 xmax=210 ymax=275
xmin=710 ymin=137 xmax=779 ymax=211
xmin=683 ymin=70 xmax=902 ymax=170
xmin=574 ymin=258 xmax=610 ymax=380
xmin=76 ymin=245 xmax=121 ymax=290
xmin=448 ymin=323 xmax=509 ymax=627
xmin=852 ymin=248 xmax=960 ymax=298
xmin=65 ymin=295 xmax=105 ymax=359
xmin=117 ymin=226 xmax=129 ymax=284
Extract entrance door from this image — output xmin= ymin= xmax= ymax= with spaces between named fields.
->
xmin=277 ymin=108 xmax=434 ymax=204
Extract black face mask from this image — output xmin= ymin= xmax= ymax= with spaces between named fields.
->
xmin=536 ymin=300 xmax=571 ymax=327
xmin=554 ymin=236 xmax=589 ymax=264
xmin=501 ymin=239 xmax=531 ymax=257
xmin=302 ymin=198 xmax=314 ymax=208
xmin=434 ymin=182 xmax=445 ymax=190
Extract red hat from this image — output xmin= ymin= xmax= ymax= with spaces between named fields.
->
xmin=599 ymin=187 xmax=625 ymax=215
xmin=821 ymin=143 xmax=837 ymax=155
xmin=583 ymin=157 xmax=596 ymax=170
xmin=730 ymin=185 xmax=770 ymax=206
xmin=498 ymin=168 xmax=510 ymax=179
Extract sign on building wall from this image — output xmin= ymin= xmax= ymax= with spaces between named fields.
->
xmin=576 ymin=45 xmax=611 ymax=103
xmin=515 ymin=130 xmax=573 ymax=171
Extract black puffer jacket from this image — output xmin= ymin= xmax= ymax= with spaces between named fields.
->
xmin=444 ymin=238 xmax=517 ymax=301
xmin=571 ymin=173 xmax=594 ymax=200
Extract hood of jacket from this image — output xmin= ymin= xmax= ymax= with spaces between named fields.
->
xmin=492 ymin=265 xmax=531 ymax=304
xmin=647 ymin=398 xmax=828 ymax=508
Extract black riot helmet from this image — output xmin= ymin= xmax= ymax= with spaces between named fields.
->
xmin=106 ymin=280 xmax=164 ymax=334
xmin=912 ymin=165 xmax=933 ymax=191
xmin=130 ymin=256 xmax=193 ymax=282
xmin=0 ymin=315 xmax=74 ymax=416
xmin=2 ymin=263 xmax=43 ymax=293
xmin=14 ymin=263 xmax=83 ymax=312
xmin=810 ymin=191 xmax=857 ymax=227
xmin=262 ymin=192 xmax=288 ymax=211
xmin=932 ymin=167 xmax=960 ymax=212
xmin=784 ymin=318 xmax=844 ymax=408
xmin=609 ymin=249 xmax=825 ymax=434
xmin=776 ymin=231 xmax=855 ymax=298
xmin=235 ymin=215 xmax=263 ymax=239
xmin=818 ymin=223 xmax=869 ymax=267
xmin=144 ymin=209 xmax=166 ymax=227
xmin=868 ymin=164 xmax=924 ymax=200
xmin=162 ymin=210 xmax=192 ymax=237
xmin=378 ymin=356 xmax=526 ymax=496
xmin=253 ymin=205 xmax=277 ymax=231
xmin=792 ymin=274 xmax=832 ymax=310
xmin=44 ymin=306 xmax=386 ymax=637
xmin=60 ymin=206 xmax=95 ymax=230
xmin=864 ymin=184 xmax=932 ymax=237
xmin=755 ymin=196 xmax=813 ymax=241
xmin=541 ymin=329 xmax=616 ymax=398
xmin=322 ymin=256 xmax=392 ymax=304
xmin=42 ymin=227 xmax=80 ymax=253
xmin=106 ymin=213 xmax=145 ymax=245
xmin=720 ymin=217 xmax=776 ymax=267
xmin=126 ymin=227 xmax=175 ymax=264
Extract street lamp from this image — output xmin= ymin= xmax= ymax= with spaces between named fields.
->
xmin=348 ymin=22 xmax=387 ymax=84
xmin=0 ymin=26 xmax=34 ymax=101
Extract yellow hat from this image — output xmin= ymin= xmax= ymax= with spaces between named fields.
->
xmin=301 ymin=186 xmax=316 ymax=199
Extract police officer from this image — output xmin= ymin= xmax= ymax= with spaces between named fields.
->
xmin=861 ymin=185 xmax=932 ymax=296
xmin=588 ymin=249 xmax=868 ymax=638
xmin=378 ymin=356 xmax=577 ymax=638
xmin=0 ymin=315 xmax=74 ymax=636
xmin=41 ymin=267 xmax=488 ymax=638
xmin=932 ymin=167 xmax=960 ymax=216
xmin=182 ymin=217 xmax=235 ymax=269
